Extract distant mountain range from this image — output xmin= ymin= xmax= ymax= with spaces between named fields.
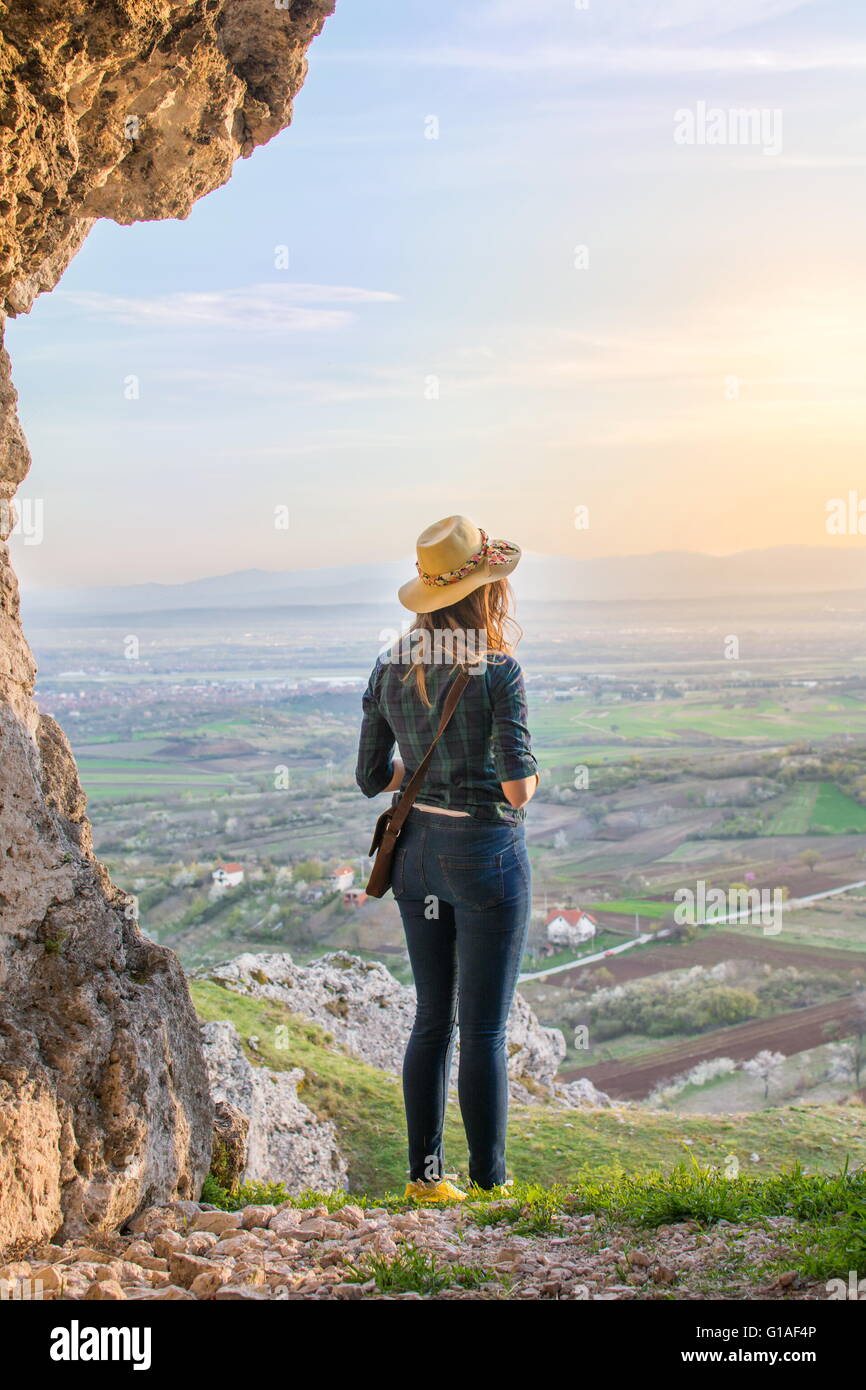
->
xmin=19 ymin=546 xmax=866 ymax=616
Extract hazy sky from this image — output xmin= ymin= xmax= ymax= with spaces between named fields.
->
xmin=7 ymin=0 xmax=866 ymax=588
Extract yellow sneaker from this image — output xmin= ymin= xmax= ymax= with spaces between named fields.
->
xmin=468 ymin=1180 xmax=514 ymax=1200
xmin=403 ymin=1178 xmax=467 ymax=1204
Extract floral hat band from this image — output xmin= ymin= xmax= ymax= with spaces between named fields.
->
xmin=399 ymin=516 xmax=522 ymax=612
xmin=416 ymin=528 xmax=520 ymax=588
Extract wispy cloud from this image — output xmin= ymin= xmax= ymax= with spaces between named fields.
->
xmin=318 ymin=43 xmax=866 ymax=77
xmin=467 ymin=0 xmax=817 ymax=43
xmin=152 ymin=362 xmax=423 ymax=405
xmin=58 ymin=283 xmax=400 ymax=333
xmin=732 ymin=155 xmax=866 ymax=170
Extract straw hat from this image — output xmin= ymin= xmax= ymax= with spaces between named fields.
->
xmin=398 ymin=515 xmax=522 ymax=614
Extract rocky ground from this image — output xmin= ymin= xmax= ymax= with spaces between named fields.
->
xmin=0 ymin=1197 xmax=823 ymax=1302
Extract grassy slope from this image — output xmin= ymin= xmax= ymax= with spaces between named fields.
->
xmin=191 ymin=980 xmax=866 ymax=1197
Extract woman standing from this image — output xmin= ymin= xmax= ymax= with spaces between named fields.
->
xmin=356 ymin=516 xmax=539 ymax=1201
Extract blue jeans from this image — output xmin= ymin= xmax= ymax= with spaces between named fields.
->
xmin=391 ymin=808 xmax=531 ymax=1190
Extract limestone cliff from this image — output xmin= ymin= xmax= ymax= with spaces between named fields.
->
xmin=0 ymin=0 xmax=335 ymax=1255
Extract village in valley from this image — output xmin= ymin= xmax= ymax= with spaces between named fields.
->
xmin=211 ymin=858 xmax=368 ymax=909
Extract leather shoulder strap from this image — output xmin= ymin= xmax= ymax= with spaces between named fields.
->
xmin=388 ymin=665 xmax=473 ymax=833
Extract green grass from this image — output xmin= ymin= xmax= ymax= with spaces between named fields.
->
xmin=343 ymin=1245 xmax=493 ymax=1294
xmin=558 ymin=1157 xmax=860 ymax=1226
xmin=200 ymin=1175 xmax=296 ymax=1209
xmin=470 ymin=1181 xmax=572 ymax=1235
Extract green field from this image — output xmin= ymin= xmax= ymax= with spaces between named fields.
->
xmin=535 ymin=745 xmax=675 ymax=768
xmin=812 ymin=781 xmax=866 ymax=832
xmin=659 ymin=840 xmax=733 ymax=863
xmin=77 ymin=755 xmax=239 ymax=801
xmin=584 ymin=899 xmax=671 ymax=919
xmin=129 ymin=719 xmax=256 ymax=740
xmin=765 ymin=783 xmax=819 ymax=834
xmin=532 ymin=694 xmax=866 ymax=751
xmin=763 ymin=781 xmax=866 ymax=836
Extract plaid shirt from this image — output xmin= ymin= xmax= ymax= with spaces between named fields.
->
xmin=355 ymin=651 xmax=538 ymax=824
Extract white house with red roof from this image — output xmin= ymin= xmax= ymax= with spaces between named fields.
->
xmin=545 ymin=908 xmax=597 ymax=948
xmin=212 ymin=861 xmax=245 ymax=890
xmin=329 ymin=864 xmax=355 ymax=893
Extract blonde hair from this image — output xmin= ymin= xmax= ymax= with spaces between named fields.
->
xmin=401 ymin=578 xmax=522 ymax=706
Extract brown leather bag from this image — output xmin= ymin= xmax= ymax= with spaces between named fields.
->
xmin=365 ymin=665 xmax=473 ymax=898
